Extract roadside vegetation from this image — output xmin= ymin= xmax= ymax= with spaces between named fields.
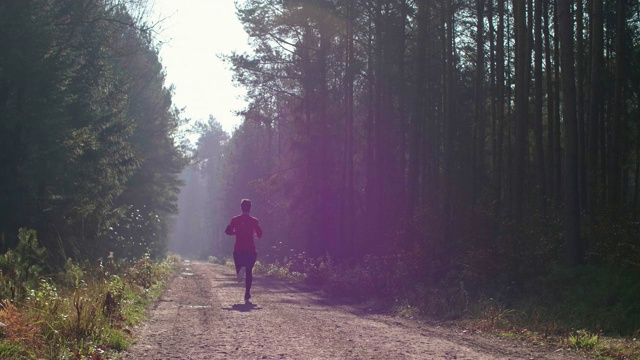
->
xmin=212 ymin=247 xmax=640 ymax=360
xmin=0 ymin=229 xmax=180 ymax=359
xmin=0 ymin=2 xmax=187 ymax=356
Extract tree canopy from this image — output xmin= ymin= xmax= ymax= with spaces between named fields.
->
xmin=0 ymin=0 xmax=187 ymax=263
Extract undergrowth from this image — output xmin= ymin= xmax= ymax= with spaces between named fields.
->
xmin=0 ymin=228 xmax=180 ymax=359
xmin=224 ymin=250 xmax=640 ymax=359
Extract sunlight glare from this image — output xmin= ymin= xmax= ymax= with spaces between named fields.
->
xmin=152 ymin=0 xmax=252 ymax=134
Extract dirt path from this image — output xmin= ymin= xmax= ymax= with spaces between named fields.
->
xmin=123 ymin=261 xmax=588 ymax=359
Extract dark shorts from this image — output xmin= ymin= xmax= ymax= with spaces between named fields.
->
xmin=233 ymin=251 xmax=257 ymax=271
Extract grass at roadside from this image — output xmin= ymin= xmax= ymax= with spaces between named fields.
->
xmin=209 ymin=254 xmax=640 ymax=360
xmin=0 ymin=232 xmax=181 ymax=359
xmin=467 ymin=301 xmax=640 ymax=359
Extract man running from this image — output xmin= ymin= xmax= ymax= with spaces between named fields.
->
xmin=225 ymin=198 xmax=263 ymax=302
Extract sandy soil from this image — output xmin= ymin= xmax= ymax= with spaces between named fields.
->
xmin=123 ymin=261 xmax=590 ymax=359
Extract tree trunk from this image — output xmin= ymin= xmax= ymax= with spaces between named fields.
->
xmin=443 ymin=0 xmax=455 ymax=248
xmin=512 ymin=0 xmax=529 ymax=221
xmin=634 ymin=130 xmax=640 ymax=215
xmin=553 ymin=4 xmax=562 ymax=205
xmin=397 ymin=0 xmax=408 ymax=232
xmin=365 ymin=6 xmax=378 ymax=256
xmin=474 ymin=0 xmax=486 ymax=199
xmin=610 ymin=0 xmax=626 ymax=220
xmin=494 ymin=0 xmax=505 ymax=213
xmin=543 ymin=0 xmax=556 ymax=206
xmin=533 ymin=0 xmax=546 ymax=215
xmin=558 ymin=0 xmax=583 ymax=266
xmin=588 ymin=0 xmax=603 ymax=225
xmin=343 ymin=0 xmax=355 ymax=257
xmin=576 ymin=0 xmax=587 ymax=213
xmin=318 ymin=15 xmax=332 ymax=255
xmin=408 ymin=0 xmax=427 ymax=218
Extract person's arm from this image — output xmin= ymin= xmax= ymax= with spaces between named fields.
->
xmin=225 ymin=218 xmax=235 ymax=235
xmin=255 ymin=220 xmax=263 ymax=239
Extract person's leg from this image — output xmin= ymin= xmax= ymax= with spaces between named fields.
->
xmin=245 ymin=252 xmax=257 ymax=300
xmin=233 ymin=251 xmax=242 ymax=274
xmin=234 ymin=251 xmax=247 ymax=283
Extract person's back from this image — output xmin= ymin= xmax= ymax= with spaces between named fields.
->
xmin=226 ymin=213 xmax=261 ymax=253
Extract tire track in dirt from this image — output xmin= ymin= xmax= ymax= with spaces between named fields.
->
xmin=124 ymin=261 xmax=589 ymax=359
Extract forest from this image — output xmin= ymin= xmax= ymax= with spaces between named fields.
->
xmin=0 ymin=0 xmax=639 ymax=342
xmin=174 ymin=0 xmax=640 ymax=335
xmin=0 ymin=0 xmax=187 ymax=262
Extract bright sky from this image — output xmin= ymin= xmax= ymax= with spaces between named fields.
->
xmin=150 ymin=0 xmax=252 ymax=134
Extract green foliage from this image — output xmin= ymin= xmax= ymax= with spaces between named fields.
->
xmin=103 ymin=207 xmax=165 ymax=260
xmin=106 ymin=328 xmax=131 ymax=351
xmin=0 ymin=341 xmax=22 ymax=358
xmin=254 ymin=260 xmax=304 ymax=279
xmin=28 ymin=278 xmax=61 ymax=315
xmin=127 ymin=252 xmax=156 ymax=289
xmin=0 ymin=251 xmax=180 ymax=358
xmin=63 ymin=258 xmax=85 ymax=289
xmin=472 ymin=299 xmax=518 ymax=331
xmin=517 ymin=265 xmax=640 ymax=336
xmin=0 ymin=229 xmax=47 ymax=301
xmin=104 ymin=275 xmax=125 ymax=319
xmin=171 ymin=118 xmax=228 ymax=259
xmin=569 ymin=330 xmax=599 ymax=350
xmin=253 ymin=253 xmax=416 ymax=303
xmin=394 ymin=300 xmax=421 ymax=319
xmin=587 ymin=217 xmax=640 ymax=273
xmin=208 ymin=256 xmax=226 ymax=265
xmin=0 ymin=0 xmax=186 ymax=263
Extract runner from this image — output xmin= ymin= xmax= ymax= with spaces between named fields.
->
xmin=225 ymin=198 xmax=263 ymax=302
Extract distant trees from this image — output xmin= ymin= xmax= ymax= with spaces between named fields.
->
xmin=0 ymin=0 xmax=187 ymax=262
xmin=171 ymin=118 xmax=228 ymax=259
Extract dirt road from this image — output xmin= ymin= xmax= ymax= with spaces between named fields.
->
xmin=123 ymin=261 xmax=588 ymax=359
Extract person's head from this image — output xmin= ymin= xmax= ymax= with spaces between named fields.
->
xmin=241 ymin=198 xmax=252 ymax=213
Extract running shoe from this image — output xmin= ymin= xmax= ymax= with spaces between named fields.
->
xmin=237 ymin=266 xmax=246 ymax=283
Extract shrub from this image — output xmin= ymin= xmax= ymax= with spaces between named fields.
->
xmin=127 ymin=252 xmax=155 ymax=288
xmin=0 ymin=228 xmax=47 ymax=301
xmin=569 ymin=330 xmax=599 ymax=350
xmin=0 ymin=245 xmax=180 ymax=358
xmin=208 ymin=256 xmax=224 ymax=265
xmin=63 ymin=258 xmax=86 ymax=289
xmin=516 ymin=265 xmax=640 ymax=335
xmin=104 ymin=275 xmax=125 ymax=319
xmin=255 ymin=253 xmax=415 ymax=303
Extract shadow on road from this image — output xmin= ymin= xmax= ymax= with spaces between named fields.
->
xmin=222 ymin=302 xmax=263 ymax=313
